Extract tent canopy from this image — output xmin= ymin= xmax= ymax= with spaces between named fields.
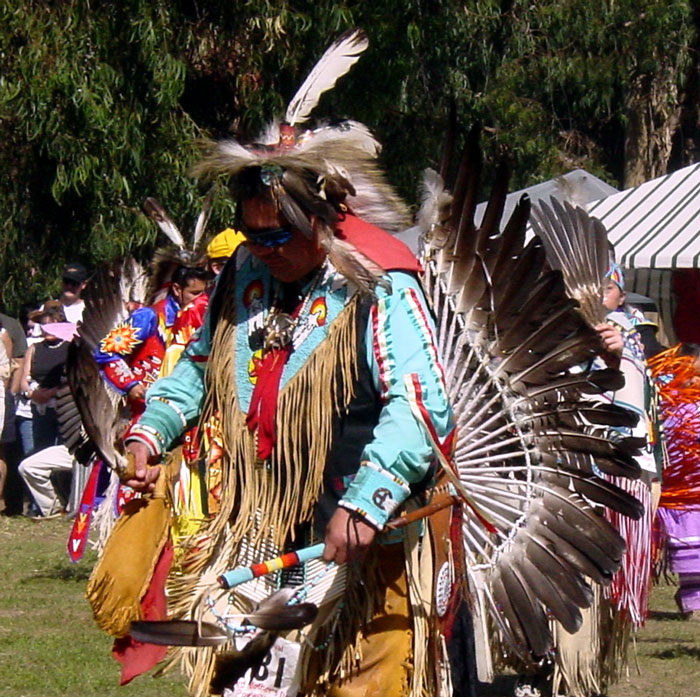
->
xmin=586 ymin=162 xmax=700 ymax=269
xmin=475 ymin=168 xmax=618 ymax=228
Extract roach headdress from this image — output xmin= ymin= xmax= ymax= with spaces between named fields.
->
xmin=143 ymin=192 xmax=212 ymax=303
xmin=190 ymin=29 xmax=410 ymax=240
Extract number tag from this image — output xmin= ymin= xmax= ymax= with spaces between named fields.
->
xmin=224 ymin=637 xmax=302 ymax=697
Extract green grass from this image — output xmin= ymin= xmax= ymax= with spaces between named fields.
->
xmin=3 ymin=515 xmax=700 ymax=697
xmin=607 ymin=583 xmax=700 ymax=697
xmin=0 ymin=515 xmax=187 ymax=697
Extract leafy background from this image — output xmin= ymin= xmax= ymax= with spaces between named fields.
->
xmin=1 ymin=0 xmax=697 ymax=310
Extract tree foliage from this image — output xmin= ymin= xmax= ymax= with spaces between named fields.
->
xmin=0 ymin=0 xmax=696 ymax=310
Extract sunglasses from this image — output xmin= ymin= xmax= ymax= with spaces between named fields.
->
xmin=240 ymin=224 xmax=294 ymax=248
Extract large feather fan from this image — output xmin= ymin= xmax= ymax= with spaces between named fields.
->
xmin=529 ymin=197 xmax=610 ymax=326
xmin=57 ymin=257 xmax=148 ymax=474
xmin=416 ymin=129 xmax=643 ymax=665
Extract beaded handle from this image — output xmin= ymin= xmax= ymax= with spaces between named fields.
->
xmin=216 ymin=490 xmax=461 ymax=589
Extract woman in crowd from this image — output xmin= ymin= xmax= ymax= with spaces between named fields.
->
xmin=0 ymin=318 xmax=13 ymax=512
xmin=16 ymin=301 xmax=74 ymax=517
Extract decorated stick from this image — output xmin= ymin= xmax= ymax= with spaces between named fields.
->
xmin=217 ymin=490 xmax=461 ymax=589
xmin=217 ymin=543 xmax=326 ymax=589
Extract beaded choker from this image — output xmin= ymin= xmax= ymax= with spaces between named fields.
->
xmin=262 ymin=263 xmax=326 ymax=351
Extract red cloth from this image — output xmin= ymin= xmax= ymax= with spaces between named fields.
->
xmin=673 ymin=269 xmax=700 ymax=344
xmin=335 ymin=214 xmax=421 ymax=273
xmin=112 ymin=541 xmax=174 ymax=685
xmin=247 ymin=346 xmax=292 ymax=459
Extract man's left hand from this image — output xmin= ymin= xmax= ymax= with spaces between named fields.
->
xmin=323 ymin=507 xmax=377 ymax=564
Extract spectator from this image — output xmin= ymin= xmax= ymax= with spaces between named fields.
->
xmin=20 ymin=302 xmax=71 ymax=450
xmin=59 ymin=261 xmax=88 ymax=324
xmin=17 ymin=302 xmax=76 ymax=518
xmin=205 ymin=227 xmax=245 ymax=276
xmin=14 ymin=303 xmax=42 ymax=458
xmin=0 ymin=304 xmax=33 ymax=515
xmin=0 ymin=319 xmax=12 ymax=512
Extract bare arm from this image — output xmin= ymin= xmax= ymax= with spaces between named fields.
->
xmin=10 ymin=355 xmax=24 ymax=395
xmin=19 ymin=344 xmax=35 ymax=395
xmin=1 ymin=330 xmax=12 ymax=371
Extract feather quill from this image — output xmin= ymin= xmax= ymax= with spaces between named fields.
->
xmin=193 ymin=188 xmax=215 ymax=249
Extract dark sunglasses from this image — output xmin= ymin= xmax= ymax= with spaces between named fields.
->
xmin=241 ymin=224 xmax=294 ymax=248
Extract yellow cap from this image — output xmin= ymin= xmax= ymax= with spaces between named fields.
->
xmin=206 ymin=228 xmax=245 ymax=259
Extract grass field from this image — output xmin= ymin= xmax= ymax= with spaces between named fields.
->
xmin=2 ymin=514 xmax=699 ymax=697
xmin=0 ymin=515 xmax=187 ymax=697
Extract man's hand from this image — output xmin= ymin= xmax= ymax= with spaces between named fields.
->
xmin=127 ymin=383 xmax=146 ymax=401
xmin=124 ymin=441 xmax=160 ymax=493
xmin=595 ymin=323 xmax=624 ymax=366
xmin=323 ymin=507 xmax=377 ymax=564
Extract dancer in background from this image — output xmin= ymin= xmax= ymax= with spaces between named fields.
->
xmin=650 ymin=343 xmax=700 ymax=619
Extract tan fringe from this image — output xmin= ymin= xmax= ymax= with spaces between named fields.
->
xmin=303 ymin=553 xmax=384 ymax=696
xmin=552 ymin=584 xmax=602 ymax=697
xmin=206 ymin=289 xmax=360 ymax=550
xmin=159 ymin=290 xmax=362 ymax=696
xmin=405 ymin=504 xmax=436 ymax=696
xmin=552 ymin=583 xmax=632 ymax=697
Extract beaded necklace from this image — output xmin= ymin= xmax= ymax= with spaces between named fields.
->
xmin=262 ymin=261 xmax=327 ymax=352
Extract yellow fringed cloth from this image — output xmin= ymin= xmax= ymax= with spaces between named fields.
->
xmin=86 ymin=462 xmax=172 ymax=638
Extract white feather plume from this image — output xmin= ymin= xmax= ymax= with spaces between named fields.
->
xmin=193 ymin=188 xmax=215 ymax=249
xmin=416 ymin=168 xmax=452 ymax=235
xmin=143 ymin=197 xmax=186 ymax=249
xmin=285 ymin=29 xmax=369 ymax=126
xmin=256 ymin=118 xmax=282 ymax=146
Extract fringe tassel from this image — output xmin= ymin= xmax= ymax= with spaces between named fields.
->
xmin=551 ymin=585 xmax=602 ymax=697
xmin=405 ymin=502 xmax=436 ymax=697
xmin=90 ymin=471 xmax=120 ymax=555
xmin=205 ymin=290 xmax=360 ymax=550
xmin=85 ymin=496 xmax=171 ymax=637
xmin=158 ymin=290 xmax=362 ymax=696
xmin=604 ymin=477 xmax=653 ymax=628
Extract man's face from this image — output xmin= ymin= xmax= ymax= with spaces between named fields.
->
xmin=172 ymin=278 xmax=207 ymax=307
xmin=208 ymin=257 xmax=229 ymax=276
xmin=61 ymin=278 xmax=85 ymax=303
xmin=241 ymin=197 xmax=327 ymax=283
xmin=603 ymin=282 xmax=625 ymax=311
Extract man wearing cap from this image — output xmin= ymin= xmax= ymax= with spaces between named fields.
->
xmin=206 ymin=227 xmax=245 ymax=276
xmin=59 ymin=262 xmax=88 ymax=324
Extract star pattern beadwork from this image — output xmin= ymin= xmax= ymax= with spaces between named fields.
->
xmin=99 ymin=321 xmax=142 ymax=355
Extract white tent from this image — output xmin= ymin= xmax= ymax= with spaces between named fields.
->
xmin=586 ymin=162 xmax=700 ymax=268
xmin=476 ymin=168 xmax=619 ymax=227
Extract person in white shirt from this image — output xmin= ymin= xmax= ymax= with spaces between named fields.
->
xmin=59 ymin=262 xmax=88 ymax=324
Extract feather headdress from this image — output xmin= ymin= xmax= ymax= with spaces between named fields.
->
xmin=144 ymin=193 xmax=212 ymax=303
xmin=191 ymin=29 xmax=410 ymax=238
